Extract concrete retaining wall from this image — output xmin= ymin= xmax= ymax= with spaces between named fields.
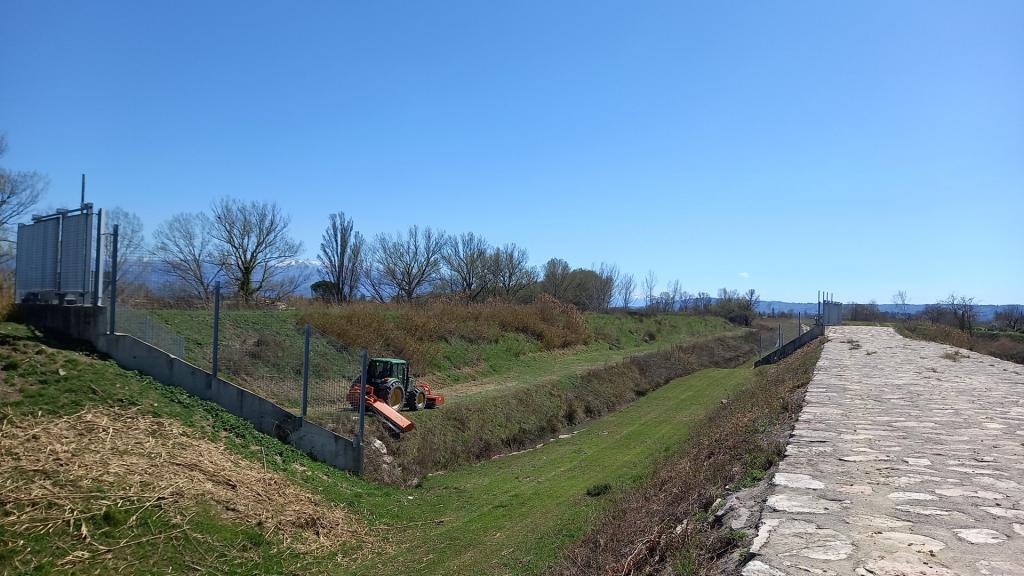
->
xmin=17 ymin=303 xmax=107 ymax=343
xmin=20 ymin=305 xmax=362 ymax=473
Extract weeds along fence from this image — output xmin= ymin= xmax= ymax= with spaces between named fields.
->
xmin=109 ymin=286 xmax=366 ymax=428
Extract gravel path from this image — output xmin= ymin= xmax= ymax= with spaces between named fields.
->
xmin=744 ymin=326 xmax=1024 ymax=575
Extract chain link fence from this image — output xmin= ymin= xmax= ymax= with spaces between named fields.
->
xmin=115 ymin=304 xmax=186 ymax=359
xmin=108 ymin=286 xmax=365 ymax=431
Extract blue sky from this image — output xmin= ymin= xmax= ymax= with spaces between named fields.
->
xmin=2 ymin=1 xmax=1021 ymax=304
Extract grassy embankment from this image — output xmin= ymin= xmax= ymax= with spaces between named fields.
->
xmin=1 ymin=320 xmax=760 ymax=575
xmin=554 ymin=336 xmax=824 ymax=576
xmin=149 ymin=300 xmax=735 ymax=392
xmin=150 ymin=303 xmax=753 ymax=482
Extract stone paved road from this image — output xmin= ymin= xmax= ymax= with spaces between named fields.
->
xmin=744 ymin=326 xmax=1024 ymax=575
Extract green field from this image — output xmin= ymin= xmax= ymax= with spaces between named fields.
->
xmin=0 ymin=321 xmax=754 ymax=575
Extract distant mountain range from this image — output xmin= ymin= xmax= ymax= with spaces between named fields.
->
xmin=755 ymin=301 xmax=1013 ymax=322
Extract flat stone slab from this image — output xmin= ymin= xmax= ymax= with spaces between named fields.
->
xmin=745 ymin=326 xmax=1024 ymax=574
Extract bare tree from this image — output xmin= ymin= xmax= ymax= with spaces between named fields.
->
xmin=0 ymin=135 xmax=47 ymax=266
xmin=370 ymin=225 xmax=447 ymax=301
xmin=617 ymin=273 xmax=636 ymax=309
xmin=643 ymin=270 xmax=657 ymax=310
xmin=654 ymin=291 xmax=672 ymax=312
xmin=209 ymin=198 xmax=302 ymax=304
xmin=942 ymin=293 xmax=977 ymax=332
xmin=362 ymin=265 xmax=396 ymax=303
xmin=152 ymin=212 xmax=220 ymax=305
xmin=668 ymin=279 xmax=682 ymax=312
xmin=742 ymin=288 xmax=760 ymax=312
xmin=679 ymin=291 xmax=693 ymax=312
xmin=490 ymin=243 xmax=536 ymax=300
xmin=595 ymin=263 xmax=619 ymax=311
xmin=891 ymin=290 xmax=909 ymax=318
xmin=694 ymin=291 xmax=712 ymax=312
xmin=541 ymin=258 xmax=574 ymax=301
xmin=318 ymin=211 xmax=365 ymax=304
xmin=994 ymin=305 xmax=1024 ymax=331
xmin=442 ymin=232 xmax=491 ymax=301
xmin=105 ymin=207 xmax=147 ymax=290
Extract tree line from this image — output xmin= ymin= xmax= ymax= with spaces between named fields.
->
xmin=134 ymin=203 xmax=638 ymax=310
xmin=844 ymin=291 xmax=1024 ymax=333
xmin=311 ymin=211 xmax=636 ymax=310
xmin=144 ymin=203 xmax=766 ymax=317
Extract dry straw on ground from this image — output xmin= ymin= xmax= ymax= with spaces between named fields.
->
xmin=0 ymin=407 xmax=367 ymax=565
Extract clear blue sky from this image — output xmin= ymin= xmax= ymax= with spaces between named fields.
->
xmin=2 ymin=1 xmax=1021 ymax=304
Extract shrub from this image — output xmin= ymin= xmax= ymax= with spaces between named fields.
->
xmin=0 ymin=275 xmax=14 ymax=321
xmin=300 ymin=296 xmax=591 ymax=374
xmin=899 ymin=320 xmax=1024 ymax=365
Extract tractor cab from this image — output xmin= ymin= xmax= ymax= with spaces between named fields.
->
xmin=347 ymin=357 xmax=444 ymax=421
xmin=367 ymin=358 xmax=408 ymax=385
xmin=365 ymin=358 xmax=409 ymax=409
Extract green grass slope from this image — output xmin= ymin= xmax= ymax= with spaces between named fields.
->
xmin=1 ymin=321 xmax=757 ymax=575
xmin=149 ymin=307 xmax=733 ymax=376
xmin=355 ymin=367 xmax=752 ymax=576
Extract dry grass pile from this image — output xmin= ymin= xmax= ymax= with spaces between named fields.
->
xmin=0 ymin=407 xmax=367 ymax=567
xmin=552 ymin=338 xmax=823 ymax=576
xmin=302 ymin=294 xmax=590 ymax=372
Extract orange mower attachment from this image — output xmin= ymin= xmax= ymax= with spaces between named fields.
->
xmin=346 ymin=357 xmax=444 ymax=434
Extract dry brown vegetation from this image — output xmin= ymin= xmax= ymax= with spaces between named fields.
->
xmin=899 ymin=320 xmax=1024 ymax=365
xmin=552 ymin=338 xmax=823 ymax=576
xmin=0 ymin=407 xmax=368 ymax=568
xmin=302 ymin=294 xmax=590 ymax=373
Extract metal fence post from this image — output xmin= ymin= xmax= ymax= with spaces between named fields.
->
xmin=778 ymin=323 xmax=782 ymax=349
xmin=108 ymin=224 xmax=119 ymax=334
xmin=211 ymin=281 xmax=221 ymax=386
xmin=301 ymin=324 xmax=311 ymax=418
xmin=179 ymin=336 xmax=185 ymax=359
xmin=355 ymin=349 xmax=368 ymax=474
xmin=92 ymin=208 xmax=105 ymax=306
xmin=357 ymin=349 xmax=367 ymax=442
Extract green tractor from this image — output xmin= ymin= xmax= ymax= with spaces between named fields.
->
xmin=347 ymin=358 xmax=444 ymax=412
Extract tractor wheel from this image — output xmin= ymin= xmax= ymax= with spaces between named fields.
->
xmin=385 ymin=382 xmax=405 ymax=410
xmin=406 ymin=387 xmax=427 ymax=411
